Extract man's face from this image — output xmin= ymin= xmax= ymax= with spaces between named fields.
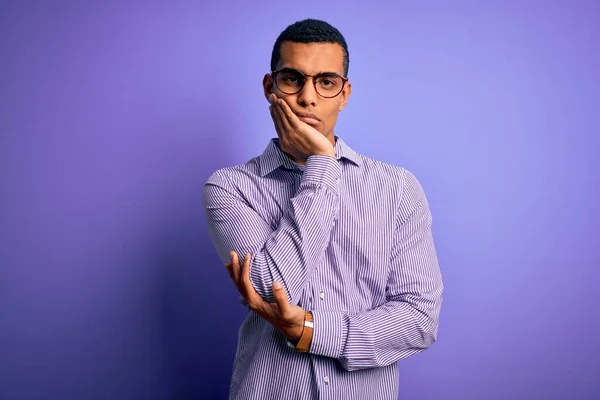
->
xmin=263 ymin=41 xmax=352 ymax=141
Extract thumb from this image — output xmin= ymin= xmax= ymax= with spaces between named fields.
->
xmin=272 ymin=282 xmax=289 ymax=313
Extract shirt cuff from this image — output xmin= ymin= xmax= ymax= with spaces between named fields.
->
xmin=300 ymin=155 xmax=341 ymax=192
xmin=309 ymin=309 xmax=348 ymax=359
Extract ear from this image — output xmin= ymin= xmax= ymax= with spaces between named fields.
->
xmin=263 ymin=74 xmax=274 ymax=102
xmin=338 ymin=81 xmax=352 ymax=111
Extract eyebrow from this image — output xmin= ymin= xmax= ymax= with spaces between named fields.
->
xmin=316 ymin=71 xmax=342 ymax=77
xmin=279 ymin=67 xmax=343 ymax=77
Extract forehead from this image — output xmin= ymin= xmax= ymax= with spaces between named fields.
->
xmin=277 ymin=41 xmax=345 ymax=75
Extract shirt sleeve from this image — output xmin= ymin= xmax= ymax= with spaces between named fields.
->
xmin=307 ymin=169 xmax=444 ymax=371
xmin=203 ymin=155 xmax=341 ymax=304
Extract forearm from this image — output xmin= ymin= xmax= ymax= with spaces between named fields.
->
xmin=291 ymin=165 xmax=443 ymax=367
xmin=204 ymin=155 xmax=340 ymax=305
xmin=309 ymin=296 xmax=441 ymax=371
xmin=308 ymin=196 xmax=443 ymax=371
xmin=250 ymin=174 xmax=339 ymax=304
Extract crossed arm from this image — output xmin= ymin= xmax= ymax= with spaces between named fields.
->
xmin=204 ymin=154 xmax=341 ymax=305
xmin=204 ymin=160 xmax=443 ymax=371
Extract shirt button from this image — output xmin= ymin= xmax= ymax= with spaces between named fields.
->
xmin=319 ymin=291 xmax=325 ymax=300
xmin=323 ymin=376 xmax=329 ymax=383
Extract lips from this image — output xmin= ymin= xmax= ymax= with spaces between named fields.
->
xmin=296 ymin=112 xmax=320 ymax=126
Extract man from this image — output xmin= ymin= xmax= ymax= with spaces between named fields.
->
xmin=204 ymin=18 xmax=443 ymax=400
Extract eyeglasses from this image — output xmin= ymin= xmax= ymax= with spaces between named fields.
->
xmin=271 ymin=68 xmax=348 ymax=98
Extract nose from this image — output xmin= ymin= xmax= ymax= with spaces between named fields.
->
xmin=296 ymin=78 xmax=318 ymax=107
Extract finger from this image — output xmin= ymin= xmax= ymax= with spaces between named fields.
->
xmin=271 ymin=106 xmax=295 ymax=157
xmin=277 ymin=99 xmax=301 ymax=128
xmin=240 ymin=253 xmax=252 ymax=287
xmin=269 ymin=105 xmax=285 ymax=140
xmin=272 ymin=281 xmax=291 ymax=317
xmin=230 ymin=251 xmax=242 ymax=285
xmin=239 ymin=253 xmax=273 ymax=318
xmin=274 ymin=100 xmax=294 ymax=132
xmin=225 ymin=262 xmax=235 ymax=282
xmin=239 ymin=253 xmax=258 ymax=301
xmin=226 ymin=254 xmax=243 ymax=295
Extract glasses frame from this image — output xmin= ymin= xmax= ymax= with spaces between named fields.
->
xmin=270 ymin=68 xmax=349 ymax=99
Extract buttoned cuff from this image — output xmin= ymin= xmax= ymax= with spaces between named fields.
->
xmin=300 ymin=155 xmax=341 ymax=192
xmin=309 ymin=310 xmax=348 ymax=359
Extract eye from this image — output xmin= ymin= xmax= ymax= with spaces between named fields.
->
xmin=283 ymin=75 xmax=299 ymax=83
xmin=278 ymin=72 xmax=304 ymax=86
xmin=317 ymin=77 xmax=340 ymax=88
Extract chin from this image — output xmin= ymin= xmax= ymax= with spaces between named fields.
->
xmin=321 ymin=129 xmax=334 ymax=140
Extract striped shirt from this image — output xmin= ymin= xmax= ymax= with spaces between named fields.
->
xmin=203 ymin=136 xmax=443 ymax=400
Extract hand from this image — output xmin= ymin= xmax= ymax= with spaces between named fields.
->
xmin=268 ymin=94 xmax=335 ymax=162
xmin=226 ymin=251 xmax=306 ymax=342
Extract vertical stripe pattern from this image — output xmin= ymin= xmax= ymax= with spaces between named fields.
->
xmin=204 ymin=137 xmax=443 ymax=400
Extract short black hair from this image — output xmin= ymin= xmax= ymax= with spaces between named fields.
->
xmin=270 ymin=19 xmax=349 ymax=76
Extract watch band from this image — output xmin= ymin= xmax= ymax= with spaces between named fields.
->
xmin=295 ymin=311 xmax=314 ymax=352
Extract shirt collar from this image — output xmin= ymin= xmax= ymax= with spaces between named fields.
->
xmin=258 ymin=136 xmax=362 ymax=177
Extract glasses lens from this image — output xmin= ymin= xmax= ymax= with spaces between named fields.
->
xmin=275 ymin=69 xmax=304 ymax=94
xmin=314 ymin=75 xmax=344 ymax=98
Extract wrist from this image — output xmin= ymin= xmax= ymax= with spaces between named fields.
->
xmin=307 ymin=310 xmax=347 ymax=359
xmin=313 ymin=150 xmax=335 ymax=158
xmin=301 ymin=155 xmax=340 ymax=191
xmin=290 ymin=311 xmax=313 ymax=352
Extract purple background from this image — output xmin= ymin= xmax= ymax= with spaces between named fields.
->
xmin=1 ymin=1 xmax=599 ymax=399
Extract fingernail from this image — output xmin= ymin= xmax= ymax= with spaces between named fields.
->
xmin=273 ymin=282 xmax=282 ymax=290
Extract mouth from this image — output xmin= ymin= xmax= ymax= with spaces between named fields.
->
xmin=296 ymin=112 xmax=320 ymax=126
